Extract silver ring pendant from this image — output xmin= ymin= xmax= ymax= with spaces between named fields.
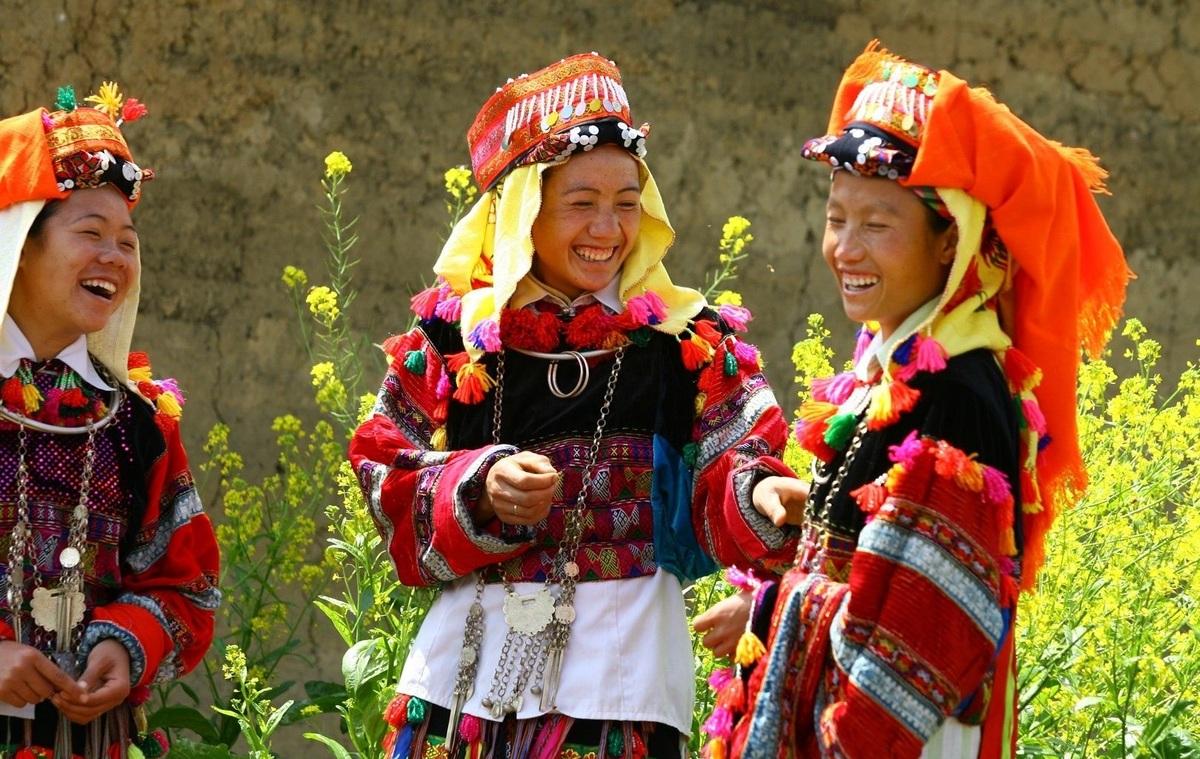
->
xmin=547 ymin=351 xmax=589 ymax=399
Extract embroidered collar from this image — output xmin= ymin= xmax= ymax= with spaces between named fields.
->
xmin=0 ymin=315 xmax=115 ymax=391
xmin=509 ymin=274 xmax=624 ymax=315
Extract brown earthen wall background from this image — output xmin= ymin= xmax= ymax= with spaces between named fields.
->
xmin=1 ymin=0 xmax=1197 ymax=749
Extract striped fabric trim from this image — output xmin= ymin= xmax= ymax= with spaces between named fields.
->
xmin=857 ymin=520 xmax=1004 ymax=646
xmin=127 ymin=487 xmax=204 ymax=572
xmin=80 ymin=619 xmax=148 ymax=686
xmin=696 ymin=382 xmax=777 ymax=472
xmin=731 ymin=465 xmax=792 ymax=551
xmin=830 ymin=595 xmax=941 ymax=741
xmin=451 ymin=445 xmax=526 ymax=556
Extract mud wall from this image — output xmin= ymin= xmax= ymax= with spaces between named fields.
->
xmin=1 ymin=0 xmax=1197 ymax=749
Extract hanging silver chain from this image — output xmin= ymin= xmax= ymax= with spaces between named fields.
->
xmin=454 ymin=346 xmax=625 ymax=724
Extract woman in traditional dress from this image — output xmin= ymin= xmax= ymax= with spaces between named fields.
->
xmin=696 ymin=42 xmax=1129 ymax=758
xmin=0 ymin=86 xmax=220 ymax=758
xmin=350 ymin=53 xmax=800 ymax=759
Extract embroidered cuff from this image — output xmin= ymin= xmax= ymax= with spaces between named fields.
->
xmin=79 ymin=620 xmax=148 ymax=687
xmin=453 ymin=444 xmax=534 ymax=550
xmin=731 ymin=459 xmax=797 ymax=552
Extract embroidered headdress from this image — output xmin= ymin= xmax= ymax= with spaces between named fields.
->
xmin=797 ymin=42 xmax=1130 ymax=589
xmin=0 ymin=82 xmax=154 ymax=386
xmin=410 ymin=53 xmax=706 ymax=400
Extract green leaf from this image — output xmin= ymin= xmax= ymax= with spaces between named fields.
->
xmin=315 ymin=598 xmax=355 ymax=646
xmin=264 ymin=698 xmax=296 ymax=737
xmin=147 ymin=705 xmax=223 ymax=744
xmin=161 ymin=737 xmax=240 ymax=759
xmin=303 ymin=732 xmax=354 ymax=759
xmin=1072 ymin=695 xmax=1105 ymax=712
xmin=342 ymin=638 xmax=390 ymax=694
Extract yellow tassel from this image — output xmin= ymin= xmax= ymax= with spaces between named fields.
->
xmin=127 ymin=366 xmax=153 ymax=383
xmin=1000 ymin=527 xmax=1017 ymax=556
xmin=885 ymin=463 xmax=906 ymax=491
xmin=734 ymin=631 xmax=766 ymax=667
xmin=695 ymin=392 xmax=707 ymax=416
xmin=710 ymin=738 xmax=728 ymax=759
xmin=430 ymin=426 xmax=447 ymax=451
xmin=798 ymin=400 xmax=838 ymax=423
xmin=866 ymin=382 xmax=894 ymax=426
xmin=955 ymin=461 xmax=985 ymax=492
xmin=22 ymin=383 xmax=42 ymax=414
xmin=156 ymin=391 xmax=182 ymax=420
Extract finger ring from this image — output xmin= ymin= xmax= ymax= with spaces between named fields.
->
xmin=512 ymin=503 xmax=519 ymax=515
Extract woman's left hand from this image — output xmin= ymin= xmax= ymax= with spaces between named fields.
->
xmin=51 ymin=639 xmax=131 ymax=724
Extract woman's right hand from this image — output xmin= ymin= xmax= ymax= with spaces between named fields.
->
xmin=478 ymin=451 xmax=559 ymax=526
xmin=0 ymin=640 xmax=84 ymax=709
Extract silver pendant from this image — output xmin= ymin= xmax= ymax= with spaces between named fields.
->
xmin=502 ymin=588 xmax=554 ymax=635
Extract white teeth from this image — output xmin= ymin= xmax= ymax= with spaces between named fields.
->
xmin=81 ymin=279 xmax=117 ymax=295
xmin=574 ymin=246 xmax=616 ymax=263
xmin=843 ymin=274 xmax=879 ymax=288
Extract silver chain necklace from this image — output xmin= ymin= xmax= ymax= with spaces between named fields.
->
xmin=446 ymin=346 xmax=625 ymax=745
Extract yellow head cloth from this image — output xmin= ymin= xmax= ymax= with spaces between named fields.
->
xmin=434 ymin=159 xmax=705 ymax=362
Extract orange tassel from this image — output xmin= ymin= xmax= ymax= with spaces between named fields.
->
xmin=709 ymin=738 xmax=728 ymax=759
xmin=2 ymin=376 xmax=25 ymax=413
xmin=866 ymin=383 xmax=896 ymax=429
xmin=453 ymin=362 xmax=494 ymax=405
xmin=797 ymin=400 xmax=838 ymax=423
xmin=716 ymin=677 xmax=745 ymax=711
xmin=850 ymin=482 xmax=887 ymax=514
xmin=681 ymin=334 xmax=714 ymax=370
xmin=1020 ymin=469 xmax=1042 ymax=513
xmin=694 ymin=319 xmax=723 ymax=347
xmin=1003 ymin=348 xmax=1042 ymax=394
xmin=889 ymin=379 xmax=920 ymax=417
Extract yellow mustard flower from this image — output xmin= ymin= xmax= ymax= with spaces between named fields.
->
xmin=324 ymin=150 xmax=353 ymax=179
xmin=714 ymin=290 xmax=743 ymax=306
xmin=306 ymin=285 xmax=340 ymax=324
xmin=281 ymin=265 xmax=308 ymax=290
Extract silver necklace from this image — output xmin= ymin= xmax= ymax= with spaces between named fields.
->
xmin=446 ymin=346 xmax=625 ymax=745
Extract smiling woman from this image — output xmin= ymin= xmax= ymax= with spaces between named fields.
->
xmin=0 ymin=86 xmax=219 ymax=759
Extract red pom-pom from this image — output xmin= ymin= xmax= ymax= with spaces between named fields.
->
xmin=121 ymin=98 xmax=148 ymax=123
xmin=459 ymin=712 xmax=483 ymax=742
xmin=60 ymin=387 xmax=88 ymax=409
xmin=681 ymin=335 xmax=713 ymax=370
xmin=1004 ymin=347 xmax=1042 ymax=394
xmin=383 ymin=693 xmax=411 ymax=728
xmin=500 ymin=308 xmax=560 ymax=352
xmin=127 ymin=351 xmax=151 ymax=371
xmin=2 ymin=376 xmax=26 ymax=413
xmin=446 ymin=351 xmax=471 ymax=373
xmin=716 ymin=676 xmax=745 ymax=711
xmin=693 ymin=319 xmax=723 ymax=347
xmin=564 ymin=304 xmax=619 ymax=349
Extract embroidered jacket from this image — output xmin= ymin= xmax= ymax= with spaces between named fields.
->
xmin=350 ymin=309 xmax=796 ymax=588
xmin=720 ymin=350 xmax=1021 ymax=758
xmin=0 ymin=358 xmax=220 ymax=692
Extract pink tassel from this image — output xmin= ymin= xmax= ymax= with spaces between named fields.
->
xmin=981 ymin=466 xmax=1012 ymax=506
xmin=724 ymin=566 xmax=758 ymax=592
xmin=467 ymin=319 xmax=502 ymax=352
xmin=435 ymin=370 xmax=451 ymax=400
xmin=887 ymin=430 xmax=924 ymax=467
xmin=717 ymin=304 xmax=752 ymax=332
xmin=733 ymin=340 xmax=760 ymax=369
xmin=853 ymin=326 xmax=873 ymax=362
xmin=703 ymin=707 xmax=734 ymax=739
xmin=1022 ymin=398 xmax=1048 ymax=435
xmin=434 ymin=294 xmax=462 ymax=323
xmin=707 ymin=667 xmax=734 ymax=691
xmin=626 ymin=292 xmax=668 ymax=326
xmin=410 ymin=286 xmax=441 ymax=320
xmin=895 ymin=361 xmax=920 ymax=382
xmin=914 ymin=335 xmax=948 ymax=373
xmin=826 ymin=372 xmax=857 ymax=405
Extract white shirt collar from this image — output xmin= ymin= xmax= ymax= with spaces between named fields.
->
xmin=0 ymin=315 xmax=115 ymax=391
xmin=854 ymin=298 xmax=940 ymax=381
xmin=510 ymin=274 xmax=625 ymax=314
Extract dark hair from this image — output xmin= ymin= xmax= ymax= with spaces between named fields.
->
xmin=925 ymin=204 xmax=952 ymax=234
xmin=26 ymin=199 xmax=62 ymax=238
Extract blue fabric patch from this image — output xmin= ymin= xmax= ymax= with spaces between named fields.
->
xmin=652 ymin=434 xmax=718 ymax=583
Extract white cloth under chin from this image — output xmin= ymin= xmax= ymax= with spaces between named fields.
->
xmin=398 ymin=568 xmax=695 ymax=734
xmin=0 ymin=314 xmax=114 ymax=390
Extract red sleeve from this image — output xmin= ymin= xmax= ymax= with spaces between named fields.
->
xmin=690 ymin=333 xmax=798 ymax=570
xmin=84 ymin=411 xmax=220 ymax=688
xmin=348 ymin=329 xmax=533 ymax=587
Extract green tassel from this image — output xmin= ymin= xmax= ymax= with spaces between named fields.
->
xmin=607 ymin=727 xmax=625 ymax=757
xmin=55 ymin=85 xmax=77 ymax=111
xmin=406 ymin=695 xmax=428 ymax=725
xmin=128 ymin=745 xmax=147 ymax=759
xmin=404 ymin=349 xmax=426 ymax=375
xmin=823 ymin=412 xmax=858 ymax=451
xmin=629 ymin=328 xmax=653 ymax=347
xmin=723 ymin=349 xmax=738 ymax=377
xmin=682 ymin=442 xmax=699 ymax=468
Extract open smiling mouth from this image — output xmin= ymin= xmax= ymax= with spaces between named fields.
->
xmin=574 ymin=245 xmax=619 ymax=263
xmin=81 ymin=279 xmax=117 ymax=301
xmin=842 ymin=274 xmax=880 ymax=293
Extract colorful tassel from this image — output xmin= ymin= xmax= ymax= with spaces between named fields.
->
xmin=682 ymin=442 xmax=699 ymax=468
xmin=865 ymin=383 xmax=895 ymax=428
xmin=716 ymin=675 xmax=745 ymax=711
xmin=55 ymin=85 xmax=77 ymax=111
xmin=435 ymin=370 xmax=451 ymax=400
xmin=606 ymin=728 xmax=625 ymax=757
xmin=155 ymin=391 xmax=183 ymax=420
xmin=890 ymin=380 xmax=920 ymax=417
xmin=467 ymin=319 xmax=502 ymax=352
xmin=723 ymin=348 xmax=738 ymax=377
xmin=734 ymin=631 xmax=766 ymax=667
xmin=793 ymin=418 xmax=837 ymax=464
xmin=430 ymin=426 xmax=447 ymax=451
xmin=384 ymin=694 xmax=411 ymax=728
xmin=703 ymin=706 xmax=734 ymax=738
xmin=405 ymin=695 xmax=427 ymax=725
xmin=981 ymin=466 xmax=1013 ymax=507
xmin=403 ymin=349 xmax=426 ymax=375
xmin=410 ymin=286 xmax=441 ymax=320
xmin=954 ymin=460 xmax=985 ymax=492
xmin=1022 ymin=398 xmax=1048 ymax=435
xmin=891 ymin=335 xmax=916 ymax=366
xmin=60 ymin=386 xmax=88 ymax=409
xmin=887 ymin=430 xmax=924 ymax=467
xmin=707 ymin=667 xmax=734 ymax=691
xmin=708 ymin=738 xmax=728 ymax=759
xmin=1003 ymin=347 xmax=1042 ymax=393
xmin=1020 ymin=469 xmax=1042 ymax=513
xmin=694 ymin=391 xmax=707 ymax=416
xmin=694 ymin=319 xmax=723 ymax=347
xmin=812 ymin=372 xmax=857 ymax=405
xmin=459 ymin=713 xmax=483 ymax=742
xmin=850 ymin=482 xmax=887 ymax=514
xmin=626 ymin=291 xmax=668 ymax=326
xmin=3 ymin=375 xmax=27 ymax=413
xmin=393 ymin=725 xmax=415 ymax=759
xmin=21 ymin=382 xmax=41 ymax=414
xmin=434 ymin=294 xmax=462 ymax=323
xmin=853 ymin=325 xmax=874 ymax=362
xmin=732 ymin=339 xmax=760 ymax=369
xmin=717 ymin=304 xmax=752 ymax=332
xmin=681 ymin=334 xmax=713 ymax=370
xmin=822 ymin=411 xmax=858 ymax=451
xmin=885 ymin=463 xmax=907 ymax=491
xmin=914 ymin=334 xmax=949 ymax=373
xmin=629 ymin=730 xmax=648 ymax=759
xmin=452 ymin=361 xmax=494 ymax=405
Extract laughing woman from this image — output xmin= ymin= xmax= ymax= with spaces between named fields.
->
xmin=697 ymin=43 xmax=1129 ymax=757
xmin=0 ymin=87 xmax=219 ymax=758
xmin=350 ymin=53 xmax=799 ymax=758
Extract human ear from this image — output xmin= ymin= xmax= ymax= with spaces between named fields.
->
xmin=938 ymin=223 xmax=959 ymax=265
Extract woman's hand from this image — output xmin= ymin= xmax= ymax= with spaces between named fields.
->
xmin=51 ymin=639 xmax=131 ymax=724
xmin=0 ymin=640 xmax=84 ymax=709
xmin=478 ymin=451 xmax=559 ymax=526
xmin=693 ymin=590 xmax=753 ymax=658
xmin=752 ymin=476 xmax=810 ymax=527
